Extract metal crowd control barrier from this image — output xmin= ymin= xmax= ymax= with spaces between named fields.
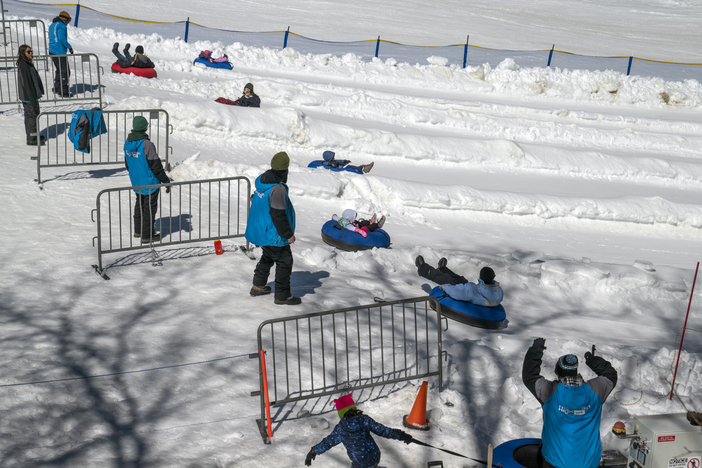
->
xmin=253 ymin=297 xmax=444 ymax=442
xmin=1 ymin=49 xmax=102 ymax=107
xmin=92 ymin=176 xmax=251 ymax=279
xmin=34 ymin=108 xmax=170 ymax=183
xmin=1 ymin=19 xmax=47 ymax=105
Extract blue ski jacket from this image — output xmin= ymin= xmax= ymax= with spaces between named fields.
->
xmin=49 ymin=18 xmax=72 ymax=55
xmin=312 ymin=414 xmax=402 ymax=468
xmin=245 ymin=174 xmax=295 ymax=247
xmin=442 ymin=279 xmax=503 ymax=306
xmin=124 ymin=138 xmax=164 ymax=195
xmin=68 ymin=109 xmax=107 ymax=153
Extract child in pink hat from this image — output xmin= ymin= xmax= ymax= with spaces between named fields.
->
xmin=305 ymin=393 xmax=413 ymax=468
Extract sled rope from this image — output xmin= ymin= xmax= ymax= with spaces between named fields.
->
xmin=411 ymin=438 xmax=502 ymax=467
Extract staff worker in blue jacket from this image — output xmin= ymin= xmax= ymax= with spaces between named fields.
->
xmin=245 ymin=152 xmax=301 ymax=305
xmin=48 ymin=10 xmax=74 ymax=97
xmin=124 ymin=116 xmax=171 ymax=243
xmin=522 ymin=339 xmax=617 ymax=468
xmin=415 ymin=256 xmax=503 ymax=306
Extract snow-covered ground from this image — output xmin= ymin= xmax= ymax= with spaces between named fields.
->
xmin=1 ymin=1 xmax=701 ymax=467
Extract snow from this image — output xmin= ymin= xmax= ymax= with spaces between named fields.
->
xmin=1 ymin=0 xmax=701 ymax=467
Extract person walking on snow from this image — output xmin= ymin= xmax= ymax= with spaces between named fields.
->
xmin=245 ymin=152 xmax=301 ymax=305
xmin=16 ymin=44 xmax=45 ymax=146
xmin=415 ymin=256 xmax=503 ymax=306
xmin=305 ymin=394 xmax=414 ymax=468
xmin=111 ymin=43 xmax=155 ymax=69
xmin=522 ymin=339 xmax=617 ymax=468
xmin=48 ymin=10 xmax=73 ymax=97
xmin=233 ymin=83 xmax=261 ymax=107
xmin=322 ymin=150 xmax=374 ymax=174
xmin=124 ymin=116 xmax=171 ymax=243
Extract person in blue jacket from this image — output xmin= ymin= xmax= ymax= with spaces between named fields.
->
xmin=244 ymin=152 xmax=301 ymax=305
xmin=321 ymin=150 xmax=374 ymax=174
xmin=305 ymin=394 xmax=413 ymax=468
xmin=124 ymin=116 xmax=171 ymax=243
xmin=48 ymin=10 xmax=73 ymax=98
xmin=415 ymin=256 xmax=503 ymax=306
xmin=522 ymin=339 xmax=617 ymax=468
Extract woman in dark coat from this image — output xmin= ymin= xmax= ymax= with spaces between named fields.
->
xmin=17 ymin=44 xmax=45 ymax=146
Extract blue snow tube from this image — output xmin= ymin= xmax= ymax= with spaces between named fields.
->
xmin=321 ymin=220 xmax=390 ymax=251
xmin=193 ymin=58 xmax=233 ymax=70
xmin=492 ymin=438 xmax=542 ymax=468
xmin=308 ymin=160 xmax=363 ymax=174
xmin=429 ymin=286 xmax=506 ymax=329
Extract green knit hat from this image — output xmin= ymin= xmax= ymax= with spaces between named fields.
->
xmin=132 ymin=116 xmax=149 ymax=132
xmin=244 ymin=82 xmax=254 ymax=92
xmin=271 ymin=151 xmax=290 ymax=170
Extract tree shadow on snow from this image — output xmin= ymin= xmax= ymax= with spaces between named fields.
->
xmin=0 ymin=268 xmax=254 ymax=467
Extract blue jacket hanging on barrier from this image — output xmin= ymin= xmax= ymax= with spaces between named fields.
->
xmin=68 ymin=108 xmax=107 ymax=154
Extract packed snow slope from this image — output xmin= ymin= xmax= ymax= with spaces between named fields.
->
xmin=1 ymin=2 xmax=702 ymax=468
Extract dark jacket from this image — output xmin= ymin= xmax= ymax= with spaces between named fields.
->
xmin=233 ymin=93 xmax=260 ymax=107
xmin=17 ymin=58 xmax=44 ymax=103
xmin=522 ymin=343 xmax=617 ymax=468
xmin=312 ymin=413 xmax=402 ymax=468
xmin=117 ymin=53 xmax=155 ymax=69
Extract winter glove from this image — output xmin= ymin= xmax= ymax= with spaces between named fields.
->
xmin=304 ymin=449 xmax=316 ymax=466
xmin=533 ymin=338 xmax=546 ymax=350
xmin=399 ymin=431 xmax=413 ymax=444
xmin=68 ymin=48 xmax=74 ymax=54
xmin=584 ymin=351 xmax=594 ymax=363
xmin=354 ymin=227 xmax=367 ymax=238
xmin=165 ymin=185 xmax=171 ymax=194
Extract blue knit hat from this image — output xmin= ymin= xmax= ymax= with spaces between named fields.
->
xmin=555 ymin=354 xmax=578 ymax=377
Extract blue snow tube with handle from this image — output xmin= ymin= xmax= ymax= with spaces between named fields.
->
xmin=321 ymin=220 xmax=390 ymax=251
xmin=193 ymin=58 xmax=233 ymax=70
xmin=492 ymin=438 xmax=542 ymax=468
xmin=429 ymin=286 xmax=506 ymax=329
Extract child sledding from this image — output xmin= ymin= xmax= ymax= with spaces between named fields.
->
xmin=416 ymin=256 xmax=506 ymax=329
xmin=194 ymin=50 xmax=233 ymax=70
xmin=308 ymin=150 xmax=374 ymax=174
xmin=111 ymin=42 xmax=157 ymax=78
xmin=321 ymin=209 xmax=390 ymax=251
xmin=215 ymin=83 xmax=261 ymax=107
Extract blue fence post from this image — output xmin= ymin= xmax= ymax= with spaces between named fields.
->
xmin=547 ymin=44 xmax=554 ymax=67
xmin=74 ymin=2 xmax=80 ymax=27
xmin=375 ymin=36 xmax=380 ymax=58
xmin=462 ymin=34 xmax=469 ymax=68
xmin=627 ymin=56 xmax=633 ymax=75
xmin=283 ymin=26 xmax=290 ymax=48
xmin=184 ymin=17 xmax=190 ymax=43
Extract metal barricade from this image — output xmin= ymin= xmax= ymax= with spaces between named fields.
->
xmin=1 ymin=47 xmax=102 ymax=107
xmin=92 ymin=177 xmax=251 ymax=279
xmin=34 ymin=108 xmax=170 ymax=183
xmin=254 ymin=297 xmax=443 ymax=441
xmin=0 ymin=19 xmax=47 ymax=105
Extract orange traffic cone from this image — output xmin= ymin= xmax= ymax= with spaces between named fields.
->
xmin=403 ymin=381 xmax=430 ymax=431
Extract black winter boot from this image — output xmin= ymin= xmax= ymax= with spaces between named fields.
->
xmin=123 ymin=43 xmax=130 ymax=55
xmin=112 ymin=42 xmax=119 ymax=54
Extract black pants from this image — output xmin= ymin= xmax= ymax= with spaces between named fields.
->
xmin=23 ymin=101 xmax=40 ymax=143
xmin=418 ymin=263 xmax=468 ymax=285
xmin=134 ymin=190 xmax=159 ymax=238
xmin=253 ymin=245 xmax=293 ymax=300
xmin=50 ymin=54 xmax=70 ymax=95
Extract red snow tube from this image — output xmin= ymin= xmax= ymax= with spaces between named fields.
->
xmin=111 ymin=62 xmax=158 ymax=78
